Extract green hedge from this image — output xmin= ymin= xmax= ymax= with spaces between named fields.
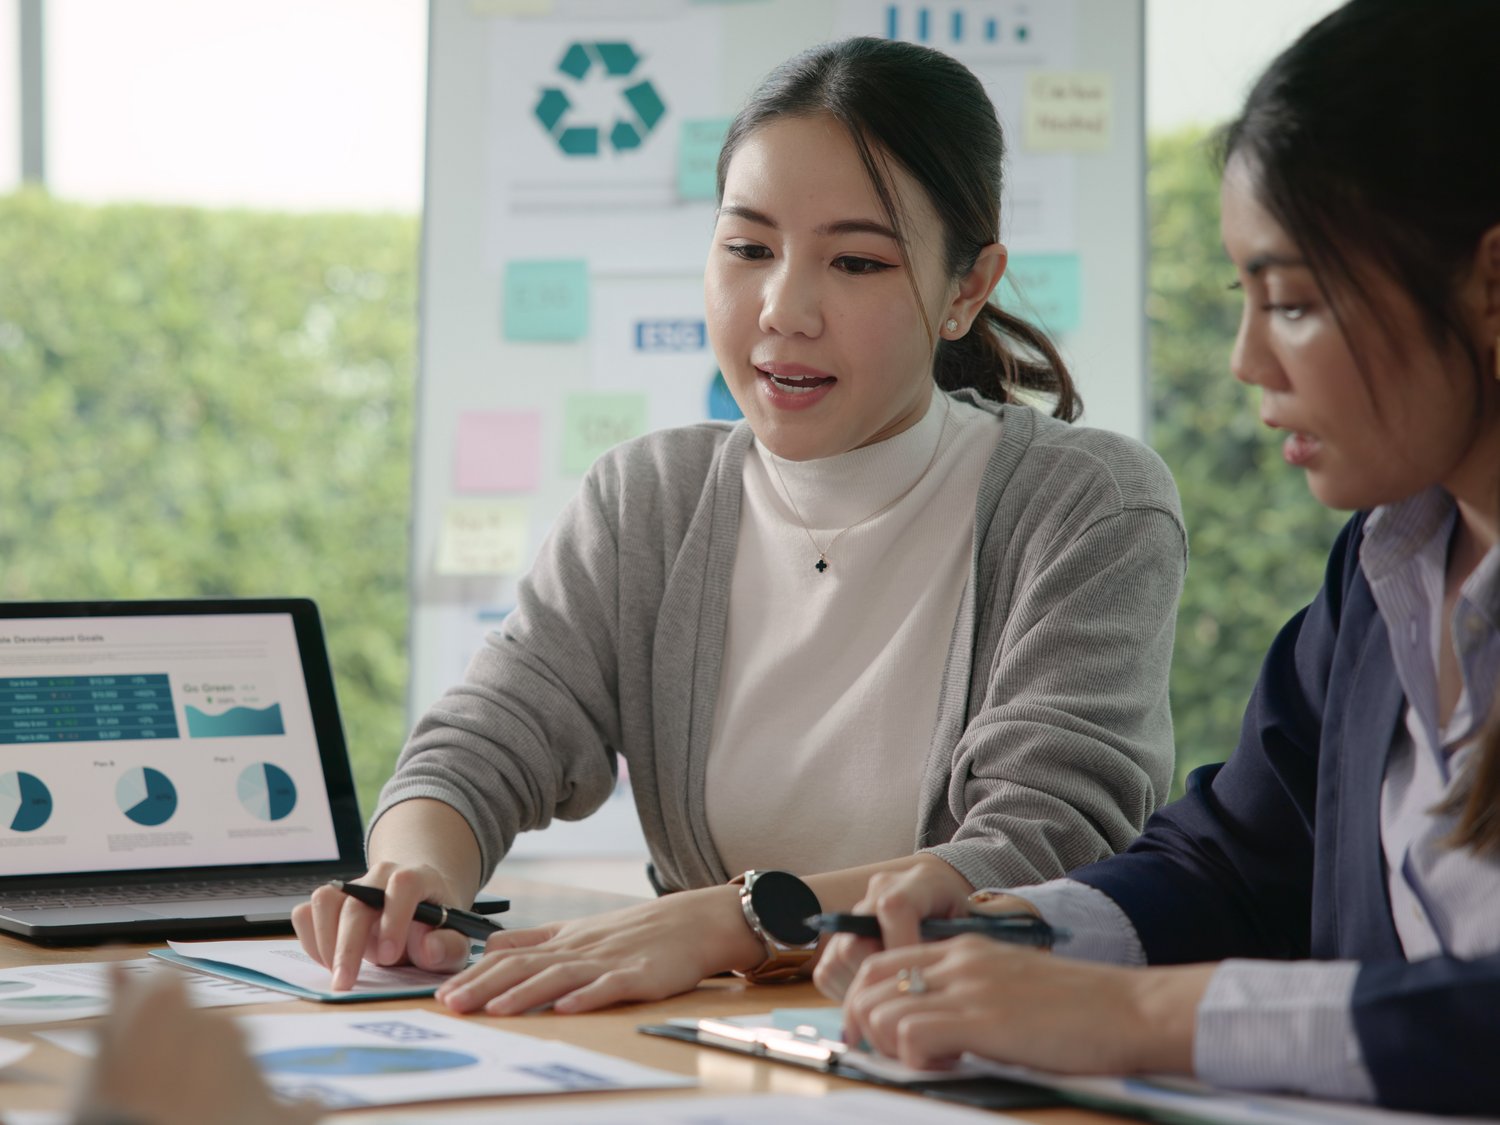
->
xmin=0 ymin=189 xmax=418 ymax=818
xmin=0 ymin=131 xmax=1346 ymax=823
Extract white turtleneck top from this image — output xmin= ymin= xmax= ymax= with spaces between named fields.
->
xmin=705 ymin=387 xmax=1002 ymax=875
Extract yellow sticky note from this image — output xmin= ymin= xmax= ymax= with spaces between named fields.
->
xmin=435 ymin=500 xmax=531 ymax=576
xmin=1024 ymin=71 xmax=1112 ymax=153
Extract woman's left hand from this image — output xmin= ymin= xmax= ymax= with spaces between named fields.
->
xmin=842 ymin=935 xmax=1213 ymax=1075
xmin=435 ymin=884 xmax=765 ymax=1015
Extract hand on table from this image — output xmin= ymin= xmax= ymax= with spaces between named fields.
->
xmin=842 ymin=935 xmax=1213 ymax=1076
xmin=291 ymin=861 xmax=473 ymax=991
xmin=435 ymin=884 xmax=760 ymax=1015
xmin=72 ymin=966 xmax=320 ymax=1125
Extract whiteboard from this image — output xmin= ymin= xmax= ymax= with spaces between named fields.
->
xmin=412 ymin=0 xmax=1145 ymax=856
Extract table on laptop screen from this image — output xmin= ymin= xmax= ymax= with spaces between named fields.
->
xmin=0 ymin=613 xmax=342 ymax=877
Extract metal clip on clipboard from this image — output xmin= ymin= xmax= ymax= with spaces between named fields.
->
xmin=637 ymin=1016 xmax=1065 ymax=1111
xmin=692 ymin=1017 xmax=850 ymax=1071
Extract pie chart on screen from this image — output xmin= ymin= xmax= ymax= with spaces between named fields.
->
xmin=116 ymin=766 xmax=177 ymax=826
xmin=0 ymin=771 xmax=53 ymax=832
xmin=237 ymin=762 xmax=297 ymax=821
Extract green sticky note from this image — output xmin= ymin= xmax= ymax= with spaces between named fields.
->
xmin=997 ymin=252 xmax=1082 ymax=336
xmin=504 ymin=259 xmax=589 ymax=342
xmin=678 ymin=117 xmax=733 ymax=201
xmin=562 ymin=392 xmax=649 ymax=474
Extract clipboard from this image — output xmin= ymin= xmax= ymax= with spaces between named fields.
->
xmin=638 ymin=1017 xmax=1063 ymax=1112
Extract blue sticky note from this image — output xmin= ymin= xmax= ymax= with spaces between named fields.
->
xmin=997 ymin=252 xmax=1082 ymax=336
xmin=504 ymin=259 xmax=589 ymax=342
xmin=678 ymin=117 xmax=733 ymax=201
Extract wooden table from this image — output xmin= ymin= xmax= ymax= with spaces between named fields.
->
xmin=0 ymin=876 xmax=1119 ymax=1122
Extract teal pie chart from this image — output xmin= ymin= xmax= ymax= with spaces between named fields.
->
xmin=0 ymin=770 xmax=52 ymax=832
xmin=116 ymin=767 xmax=177 ymax=826
xmin=255 ymin=1045 xmax=479 ymax=1076
xmin=237 ymin=763 xmax=297 ymax=821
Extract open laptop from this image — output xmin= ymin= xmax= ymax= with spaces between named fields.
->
xmin=0 ymin=598 xmax=375 ymax=943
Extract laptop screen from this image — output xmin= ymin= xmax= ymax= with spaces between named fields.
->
xmin=0 ymin=600 xmax=361 ymax=880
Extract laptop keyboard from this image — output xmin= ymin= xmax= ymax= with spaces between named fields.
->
xmin=0 ymin=876 xmax=329 ymax=910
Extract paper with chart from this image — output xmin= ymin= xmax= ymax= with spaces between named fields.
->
xmin=0 ymin=957 xmax=283 ymax=1026
xmin=154 ymin=939 xmax=457 ymax=1003
xmin=42 ymin=1007 xmax=694 ymax=1109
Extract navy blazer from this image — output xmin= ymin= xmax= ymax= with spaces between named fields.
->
xmin=1069 ymin=512 xmax=1500 ymax=1115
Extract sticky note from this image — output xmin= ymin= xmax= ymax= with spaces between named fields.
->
xmin=707 ymin=369 xmax=743 ymax=421
xmin=997 ymin=253 xmax=1082 ymax=336
xmin=678 ymin=117 xmax=733 ymax=201
xmin=1023 ymin=71 xmax=1112 ymax=152
xmin=434 ymin=500 xmax=531 ymax=576
xmin=454 ymin=410 xmax=543 ymax=493
xmin=562 ymin=393 xmax=649 ymax=474
xmin=504 ymin=260 xmax=589 ymax=342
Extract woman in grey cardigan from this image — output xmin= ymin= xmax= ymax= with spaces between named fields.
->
xmin=293 ymin=37 xmax=1186 ymax=1013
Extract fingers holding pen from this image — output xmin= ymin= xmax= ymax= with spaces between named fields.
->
xmin=815 ymin=868 xmax=943 ymax=1001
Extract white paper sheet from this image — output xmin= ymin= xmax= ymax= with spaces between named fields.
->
xmin=0 ymin=957 xmax=283 ymax=1026
xmin=483 ymin=10 xmax=725 ymax=275
xmin=163 ymin=939 xmax=454 ymax=1000
xmin=43 ymin=1007 xmax=693 ymax=1110
xmin=0 ymin=1035 xmax=34 ymax=1068
xmin=356 ymin=1089 xmax=1013 ymax=1124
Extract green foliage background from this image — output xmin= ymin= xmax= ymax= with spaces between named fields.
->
xmin=0 ymin=130 xmax=1346 ymax=819
xmin=0 ymin=190 xmax=418 ymax=816
xmin=1146 ymin=131 xmax=1345 ymax=786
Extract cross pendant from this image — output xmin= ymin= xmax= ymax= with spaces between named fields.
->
xmin=814 ymin=557 xmax=828 ymax=573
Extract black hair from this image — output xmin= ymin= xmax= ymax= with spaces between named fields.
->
xmin=1222 ymin=0 xmax=1500 ymax=852
xmin=716 ymin=36 xmax=1080 ymax=421
xmin=1218 ymin=0 xmax=1499 ymax=386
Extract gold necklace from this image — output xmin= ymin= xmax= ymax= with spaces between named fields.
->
xmin=767 ymin=393 xmax=952 ymax=574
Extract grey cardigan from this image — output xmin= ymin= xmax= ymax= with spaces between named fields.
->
xmin=376 ymin=394 xmax=1187 ymax=892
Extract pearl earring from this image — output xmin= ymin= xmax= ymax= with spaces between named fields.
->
xmin=944 ymin=317 xmax=959 ymax=334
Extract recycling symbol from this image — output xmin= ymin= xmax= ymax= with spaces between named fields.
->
xmin=533 ymin=41 xmax=666 ymax=157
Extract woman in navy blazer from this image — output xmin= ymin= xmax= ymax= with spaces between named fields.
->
xmin=820 ymin=0 xmax=1500 ymax=1113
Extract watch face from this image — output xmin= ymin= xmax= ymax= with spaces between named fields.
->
xmin=750 ymin=870 xmax=820 ymax=946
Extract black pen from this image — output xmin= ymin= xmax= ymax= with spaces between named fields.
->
xmin=804 ymin=911 xmax=1066 ymax=949
xmin=331 ymin=880 xmax=504 ymax=941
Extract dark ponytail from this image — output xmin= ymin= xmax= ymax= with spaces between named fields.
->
xmin=937 ymin=303 xmax=1080 ymax=421
xmin=718 ymin=36 xmax=1081 ymax=422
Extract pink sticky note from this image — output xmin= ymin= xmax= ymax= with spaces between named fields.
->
xmin=454 ymin=411 xmax=542 ymax=493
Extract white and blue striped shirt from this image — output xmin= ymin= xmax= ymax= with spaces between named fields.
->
xmin=1009 ymin=487 xmax=1500 ymax=1100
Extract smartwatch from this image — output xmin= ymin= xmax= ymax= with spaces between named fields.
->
xmin=731 ymin=869 xmax=821 ymax=983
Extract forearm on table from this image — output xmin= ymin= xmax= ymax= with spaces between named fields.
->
xmin=365 ymin=797 xmax=486 ymax=901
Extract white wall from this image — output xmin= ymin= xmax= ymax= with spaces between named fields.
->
xmin=6 ymin=1 xmax=1350 ymax=209
xmin=0 ymin=0 xmax=19 ymax=191
xmin=44 ymin=0 xmax=425 ymax=212
xmin=1146 ymin=0 xmax=1342 ymax=132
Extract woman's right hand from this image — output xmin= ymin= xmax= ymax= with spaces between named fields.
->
xmin=290 ymin=861 xmax=473 ymax=991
